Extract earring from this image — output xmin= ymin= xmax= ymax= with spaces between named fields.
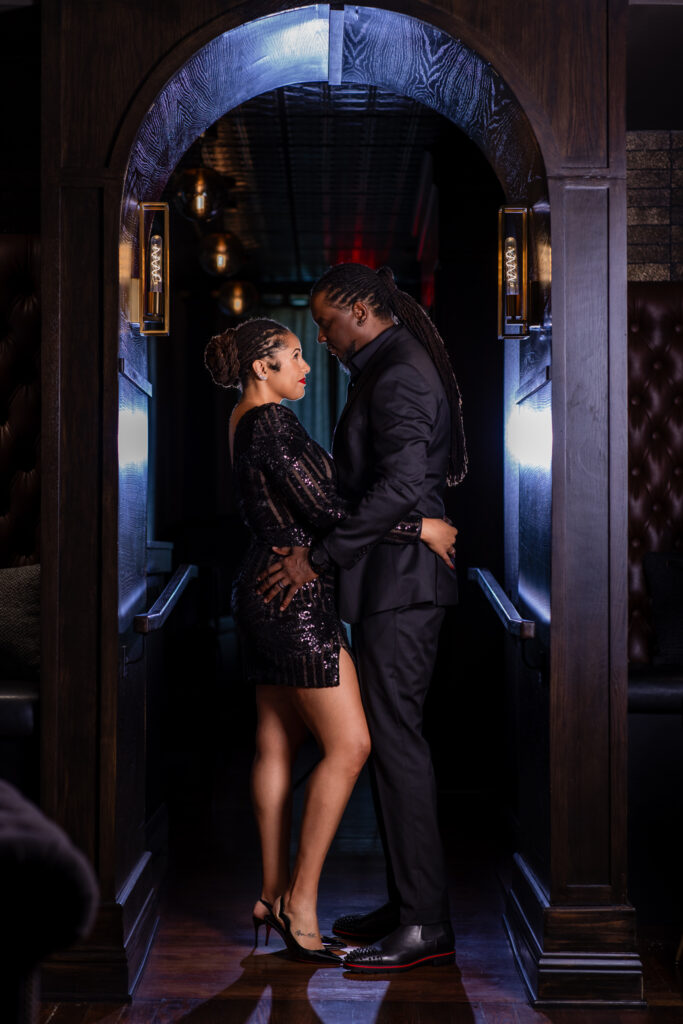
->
xmin=256 ymin=372 xmax=267 ymax=380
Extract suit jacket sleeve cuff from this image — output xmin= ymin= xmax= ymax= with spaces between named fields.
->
xmin=309 ymin=539 xmax=334 ymax=575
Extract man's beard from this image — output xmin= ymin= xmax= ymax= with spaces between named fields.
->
xmin=340 ymin=341 xmax=356 ymax=364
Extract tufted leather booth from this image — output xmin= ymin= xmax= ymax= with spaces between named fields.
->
xmin=627 ymin=282 xmax=683 ymax=925
xmin=0 ymin=235 xmax=40 ymax=569
xmin=628 ymin=281 xmax=683 ymax=665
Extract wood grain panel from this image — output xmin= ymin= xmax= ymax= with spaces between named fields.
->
xmin=351 ymin=0 xmax=610 ymax=168
xmin=552 ymin=182 xmax=611 ymax=889
xmin=47 ymin=185 xmax=103 ymax=858
xmin=53 ymin=0 xmax=617 ymax=176
xmin=59 ymin=0 xmax=284 ymax=168
xmin=607 ymin=178 xmax=629 ymax=903
xmin=342 ymin=6 xmax=546 ymax=204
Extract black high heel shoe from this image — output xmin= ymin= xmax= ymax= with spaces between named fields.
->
xmin=253 ymin=897 xmax=279 ymax=947
xmin=256 ymin=897 xmax=343 ymax=949
xmin=277 ymin=900 xmax=343 ymax=967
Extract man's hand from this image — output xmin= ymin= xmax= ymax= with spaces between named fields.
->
xmin=256 ymin=545 xmax=318 ymax=610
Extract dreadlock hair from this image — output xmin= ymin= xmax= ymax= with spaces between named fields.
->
xmin=204 ymin=317 xmax=290 ymax=391
xmin=311 ymin=263 xmax=467 ymax=486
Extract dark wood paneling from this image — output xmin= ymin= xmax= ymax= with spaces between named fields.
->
xmin=607 ymin=177 xmax=629 ymax=905
xmin=44 ymin=185 xmax=103 ymax=859
xmin=553 ymin=183 xmax=612 ymax=891
xmin=342 ymin=7 xmax=546 ymax=203
xmin=59 ymin=0 xmax=283 ymax=169
xmin=49 ymin=1 xmax=615 ymax=178
xmin=506 ymin=856 xmax=642 ymax=1006
xmin=42 ymin=851 xmax=162 ymax=999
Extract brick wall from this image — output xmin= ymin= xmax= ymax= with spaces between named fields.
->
xmin=627 ymin=131 xmax=683 ymax=282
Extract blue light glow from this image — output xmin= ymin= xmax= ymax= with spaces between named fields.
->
xmin=118 ymin=406 xmax=148 ymax=469
xmin=506 ymin=402 xmax=552 ymax=470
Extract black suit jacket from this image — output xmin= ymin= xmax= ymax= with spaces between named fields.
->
xmin=320 ymin=323 xmax=459 ymax=623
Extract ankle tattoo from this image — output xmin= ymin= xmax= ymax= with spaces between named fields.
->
xmin=295 ymin=929 xmax=317 ymax=939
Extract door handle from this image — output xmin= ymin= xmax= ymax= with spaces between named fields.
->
xmin=133 ymin=564 xmax=199 ymax=634
xmin=467 ymin=567 xmax=535 ymax=639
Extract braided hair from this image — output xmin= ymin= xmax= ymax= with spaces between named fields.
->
xmin=204 ymin=317 xmax=290 ymax=390
xmin=311 ymin=263 xmax=467 ymax=486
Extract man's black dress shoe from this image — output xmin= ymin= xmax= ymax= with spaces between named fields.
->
xmin=343 ymin=922 xmax=455 ymax=973
xmin=331 ymin=902 xmax=400 ymax=942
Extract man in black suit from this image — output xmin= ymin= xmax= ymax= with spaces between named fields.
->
xmin=260 ymin=263 xmax=466 ymax=972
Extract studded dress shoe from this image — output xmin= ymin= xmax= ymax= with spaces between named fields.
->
xmin=343 ymin=922 xmax=455 ymax=972
xmin=331 ymin=902 xmax=400 ymax=942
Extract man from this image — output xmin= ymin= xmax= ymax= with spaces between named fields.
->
xmin=260 ymin=262 xmax=466 ymax=972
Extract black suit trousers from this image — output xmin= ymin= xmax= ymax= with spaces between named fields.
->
xmin=352 ymin=603 xmax=450 ymax=925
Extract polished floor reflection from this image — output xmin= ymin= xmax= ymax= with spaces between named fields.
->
xmin=40 ymin=739 xmax=683 ymax=1023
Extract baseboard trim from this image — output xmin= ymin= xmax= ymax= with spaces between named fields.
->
xmin=41 ymin=849 xmax=163 ymax=1000
xmin=503 ymin=855 xmax=645 ymax=1007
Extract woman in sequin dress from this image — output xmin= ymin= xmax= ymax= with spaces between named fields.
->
xmin=204 ymin=318 xmax=457 ymax=963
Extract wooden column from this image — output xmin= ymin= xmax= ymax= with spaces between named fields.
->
xmin=504 ymin=174 xmax=641 ymax=1004
xmin=503 ymin=0 xmax=642 ymax=1003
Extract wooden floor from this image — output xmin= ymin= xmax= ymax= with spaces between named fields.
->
xmin=39 ymin=741 xmax=683 ymax=1024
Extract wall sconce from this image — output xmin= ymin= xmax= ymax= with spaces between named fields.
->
xmin=129 ymin=202 xmax=170 ymax=336
xmin=498 ymin=206 xmax=528 ymax=340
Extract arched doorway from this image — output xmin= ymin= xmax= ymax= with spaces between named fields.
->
xmin=116 ymin=5 xmax=554 ymax=992
xmin=41 ymin=2 xmax=639 ymax=1005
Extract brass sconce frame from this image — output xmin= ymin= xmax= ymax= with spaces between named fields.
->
xmin=498 ymin=206 xmax=529 ymax=340
xmin=130 ymin=202 xmax=170 ymax=336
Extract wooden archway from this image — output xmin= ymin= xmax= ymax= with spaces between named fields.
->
xmin=41 ymin=1 xmax=637 ymax=1005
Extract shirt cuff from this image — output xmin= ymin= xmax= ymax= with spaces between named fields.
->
xmin=309 ymin=540 xmax=334 ymax=575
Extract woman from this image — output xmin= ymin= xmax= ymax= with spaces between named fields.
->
xmin=204 ymin=317 xmax=457 ymax=967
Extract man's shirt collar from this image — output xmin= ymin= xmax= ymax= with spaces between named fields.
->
xmin=347 ymin=323 xmax=398 ymax=381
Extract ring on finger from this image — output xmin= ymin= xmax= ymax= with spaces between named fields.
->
xmin=278 ymin=579 xmax=287 ymax=590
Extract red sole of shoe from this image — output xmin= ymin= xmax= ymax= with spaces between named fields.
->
xmin=344 ymin=950 xmax=456 ymax=972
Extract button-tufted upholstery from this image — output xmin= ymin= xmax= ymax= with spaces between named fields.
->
xmin=0 ymin=235 xmax=40 ymax=570
xmin=627 ymin=285 xmax=683 ymax=927
xmin=628 ymin=282 xmax=683 ymax=664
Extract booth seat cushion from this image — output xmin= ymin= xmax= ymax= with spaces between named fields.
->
xmin=0 ymin=563 xmax=39 ymax=680
xmin=628 ymin=663 xmax=683 ymax=713
xmin=0 ymin=679 xmax=39 ymax=737
xmin=642 ymin=552 xmax=683 ymax=665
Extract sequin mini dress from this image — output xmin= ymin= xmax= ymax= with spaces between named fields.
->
xmin=231 ymin=403 xmax=420 ymax=688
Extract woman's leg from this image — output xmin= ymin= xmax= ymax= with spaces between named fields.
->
xmin=281 ymin=648 xmax=371 ymax=949
xmin=252 ymin=685 xmax=308 ymax=920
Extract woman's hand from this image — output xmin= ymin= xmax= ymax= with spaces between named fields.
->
xmin=420 ymin=518 xmax=458 ymax=569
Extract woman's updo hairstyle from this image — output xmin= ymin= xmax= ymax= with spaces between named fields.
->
xmin=311 ymin=263 xmax=467 ymax=486
xmin=204 ymin=317 xmax=290 ymax=390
